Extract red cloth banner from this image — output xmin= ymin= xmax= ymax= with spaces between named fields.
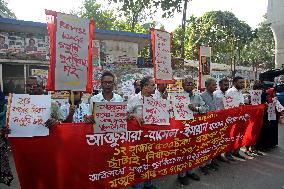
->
xmin=10 ymin=105 xmax=264 ymax=189
xmin=45 ymin=10 xmax=94 ymax=93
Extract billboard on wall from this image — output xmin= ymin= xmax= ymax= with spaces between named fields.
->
xmin=100 ymin=40 xmax=138 ymax=70
xmin=0 ymin=32 xmax=48 ymax=59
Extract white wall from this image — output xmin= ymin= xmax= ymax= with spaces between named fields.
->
xmin=268 ymin=0 xmax=284 ymax=69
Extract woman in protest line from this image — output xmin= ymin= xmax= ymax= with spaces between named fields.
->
xmin=0 ymin=85 xmax=13 ymax=186
xmin=255 ymin=86 xmax=284 ymax=151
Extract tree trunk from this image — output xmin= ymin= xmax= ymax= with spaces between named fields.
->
xmin=180 ymin=0 xmax=188 ymax=58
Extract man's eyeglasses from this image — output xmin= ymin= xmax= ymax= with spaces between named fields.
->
xmin=101 ymin=81 xmax=114 ymax=85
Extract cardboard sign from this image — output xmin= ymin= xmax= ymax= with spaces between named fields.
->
xmin=250 ymin=90 xmax=262 ymax=105
xmin=170 ymin=93 xmax=194 ymax=120
xmin=268 ymin=102 xmax=276 ymax=121
xmin=46 ymin=10 xmax=94 ymax=92
xmin=94 ymin=102 xmax=128 ymax=133
xmin=223 ymin=94 xmax=240 ymax=109
xmin=143 ymin=97 xmax=170 ymax=125
xmin=8 ymin=94 xmax=51 ymax=137
xmin=151 ymin=29 xmax=174 ymax=84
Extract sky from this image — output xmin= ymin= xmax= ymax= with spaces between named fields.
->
xmin=6 ymin=0 xmax=268 ymax=32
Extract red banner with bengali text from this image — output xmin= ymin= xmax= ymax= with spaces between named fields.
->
xmin=10 ymin=105 xmax=264 ymax=189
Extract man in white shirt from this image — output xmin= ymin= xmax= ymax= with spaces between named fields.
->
xmin=127 ymin=76 xmax=156 ymax=126
xmin=89 ymin=71 xmax=123 ymax=114
xmin=133 ymin=79 xmax=141 ymax=94
xmin=226 ymin=76 xmax=246 ymax=160
xmin=213 ymin=78 xmax=233 ymax=162
xmin=127 ymin=76 xmax=157 ymax=189
xmin=214 ymin=78 xmax=230 ymax=110
xmin=226 ymin=76 xmax=245 ymax=106
xmin=153 ymin=84 xmax=168 ymax=100
xmin=57 ymin=91 xmax=90 ymax=123
xmin=177 ymin=76 xmax=208 ymax=185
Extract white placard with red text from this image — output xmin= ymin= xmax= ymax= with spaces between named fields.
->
xmin=250 ymin=90 xmax=262 ymax=105
xmin=223 ymin=94 xmax=240 ymax=109
xmin=268 ymin=102 xmax=276 ymax=121
xmin=170 ymin=93 xmax=194 ymax=120
xmin=94 ymin=102 xmax=128 ymax=133
xmin=151 ymin=29 xmax=173 ymax=83
xmin=143 ymin=97 xmax=170 ymax=125
xmin=8 ymin=94 xmax=51 ymax=137
xmin=55 ymin=13 xmax=90 ymax=91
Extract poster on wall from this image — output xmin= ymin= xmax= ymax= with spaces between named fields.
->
xmin=198 ymin=46 xmax=211 ymax=89
xmin=150 ymin=29 xmax=174 ymax=84
xmin=25 ymin=37 xmax=46 ymax=55
xmin=0 ymin=33 xmax=9 ymax=54
xmin=93 ymin=66 xmax=102 ymax=91
xmin=45 ymin=10 xmax=94 ymax=92
xmin=92 ymin=40 xmax=100 ymax=67
xmin=7 ymin=33 xmax=25 ymax=53
xmin=101 ymin=40 xmax=138 ymax=69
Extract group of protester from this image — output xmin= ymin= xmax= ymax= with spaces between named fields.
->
xmin=0 ymin=71 xmax=281 ymax=188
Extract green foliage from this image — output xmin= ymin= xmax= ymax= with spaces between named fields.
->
xmin=241 ymin=19 xmax=275 ymax=69
xmin=78 ymin=0 xmax=118 ymax=30
xmin=0 ymin=0 xmax=16 ymax=18
xmin=174 ymin=11 xmax=254 ymax=64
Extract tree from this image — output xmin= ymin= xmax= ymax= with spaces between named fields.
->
xmin=78 ymin=0 xmax=118 ymax=30
xmin=183 ymin=11 xmax=254 ymax=66
xmin=0 ymin=0 xmax=16 ymax=18
xmin=242 ymin=17 xmax=275 ymax=70
xmin=109 ymin=0 xmax=155 ymax=32
xmin=110 ymin=0 xmax=192 ymax=58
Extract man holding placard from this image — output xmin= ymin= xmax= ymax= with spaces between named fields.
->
xmin=177 ymin=76 xmax=208 ymax=185
xmin=57 ymin=91 xmax=90 ymax=123
xmin=127 ymin=76 xmax=157 ymax=189
xmin=89 ymin=71 xmax=123 ymax=112
xmin=127 ymin=76 xmax=156 ymax=125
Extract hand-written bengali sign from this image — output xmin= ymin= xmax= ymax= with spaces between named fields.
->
xmin=55 ymin=13 xmax=90 ymax=91
xmin=94 ymin=102 xmax=128 ymax=133
xmin=268 ymin=102 xmax=276 ymax=121
xmin=9 ymin=105 xmax=265 ymax=189
xmin=8 ymin=94 xmax=51 ymax=137
xmin=10 ymin=105 xmax=264 ymax=189
xmin=170 ymin=93 xmax=193 ymax=120
xmin=250 ymin=90 xmax=262 ymax=105
xmin=152 ymin=29 xmax=173 ymax=82
xmin=143 ymin=97 xmax=170 ymax=125
xmin=223 ymin=95 xmax=240 ymax=109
